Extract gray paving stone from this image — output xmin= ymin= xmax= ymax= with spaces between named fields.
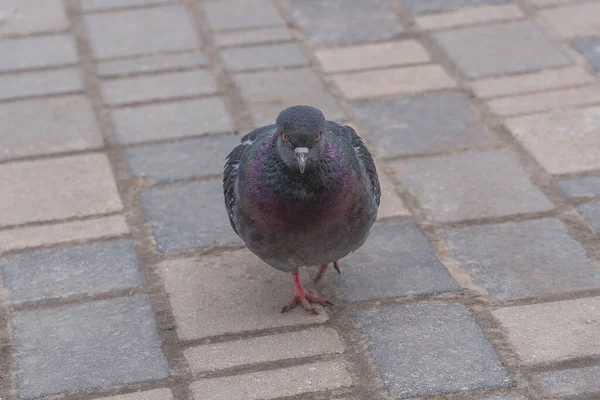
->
xmin=140 ymin=180 xmax=240 ymax=252
xmin=214 ymin=27 xmax=293 ymax=47
xmin=81 ymin=0 xmax=173 ymax=11
xmin=11 ymin=296 xmax=169 ymax=399
xmin=352 ymin=91 xmax=497 ymax=157
xmin=0 ymin=95 xmax=103 ymax=161
xmin=438 ymin=218 xmax=600 ymax=300
xmin=125 ymin=135 xmax=241 ymax=183
xmin=202 ymin=0 xmax=285 ymax=30
xmin=477 ymin=395 xmax=527 ymax=400
xmin=352 ymin=303 xmax=512 ymax=399
xmin=0 ymin=240 xmax=143 ymax=303
xmin=83 ymin=5 xmax=198 ymax=59
xmin=416 ymin=3 xmax=524 ymax=30
xmin=334 ymin=221 xmax=459 ymax=303
xmin=234 ymin=68 xmax=344 ymax=127
xmin=221 ymin=43 xmax=309 ymax=71
xmin=572 ymin=37 xmax=600 ymax=71
xmin=111 ymin=98 xmax=234 ymax=144
xmin=100 ymin=70 xmax=218 ymax=106
xmin=159 ymin=252 xmax=328 ymax=340
xmin=289 ymin=0 xmax=404 ymax=46
xmin=391 ymin=149 xmax=553 ymax=222
xmin=96 ymin=52 xmax=208 ymax=77
xmin=579 ymin=201 xmax=600 ymax=234
xmin=433 ymin=21 xmax=571 ymax=79
xmin=97 ymin=389 xmax=173 ymax=400
xmin=0 ymin=35 xmax=77 ymax=72
xmin=0 ymin=0 xmax=69 ymax=36
xmin=0 ymin=68 xmax=83 ymax=101
xmin=534 ymin=365 xmax=600 ymax=398
xmin=404 ymin=0 xmax=508 ymax=14
xmin=0 ymin=154 xmax=123 ymax=227
xmin=558 ymin=175 xmax=600 ymax=198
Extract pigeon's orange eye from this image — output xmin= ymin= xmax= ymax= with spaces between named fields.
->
xmin=315 ymin=132 xmax=321 ymax=142
xmin=282 ymin=132 xmax=288 ymax=142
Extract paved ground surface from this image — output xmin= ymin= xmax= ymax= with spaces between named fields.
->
xmin=0 ymin=0 xmax=600 ymax=399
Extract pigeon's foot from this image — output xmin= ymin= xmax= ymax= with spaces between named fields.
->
xmin=282 ymin=272 xmax=333 ymax=314
xmin=313 ymin=260 xmax=341 ymax=283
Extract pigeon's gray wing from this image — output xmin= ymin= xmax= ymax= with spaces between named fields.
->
xmin=327 ymin=121 xmax=381 ymax=207
xmin=223 ymin=125 xmax=275 ymax=234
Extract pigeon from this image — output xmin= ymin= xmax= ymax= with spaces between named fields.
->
xmin=223 ymin=105 xmax=380 ymax=314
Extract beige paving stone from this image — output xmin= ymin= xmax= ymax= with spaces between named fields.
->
xmin=539 ymin=2 xmax=600 ymax=38
xmin=214 ymin=27 xmax=293 ymax=47
xmin=471 ymin=66 xmax=594 ymax=98
xmin=315 ymin=40 xmax=431 ymax=73
xmin=529 ymin=0 xmax=578 ymax=6
xmin=487 ymin=85 xmax=600 ymax=116
xmin=159 ymin=251 xmax=328 ymax=340
xmin=504 ymin=107 xmax=600 ymax=174
xmin=493 ymin=297 xmax=600 ymax=365
xmin=332 ymin=65 xmax=456 ymax=100
xmin=96 ymin=388 xmax=173 ymax=400
xmin=190 ymin=361 xmax=352 ymax=400
xmin=377 ymin=171 xmax=411 ymax=219
xmin=185 ymin=327 xmax=344 ymax=372
xmin=416 ymin=4 xmax=524 ymax=30
xmin=0 ymin=154 xmax=123 ymax=227
xmin=0 ymin=215 xmax=129 ymax=253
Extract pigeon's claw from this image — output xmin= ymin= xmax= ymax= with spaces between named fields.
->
xmin=333 ymin=260 xmax=341 ymax=274
xmin=282 ymin=272 xmax=333 ymax=314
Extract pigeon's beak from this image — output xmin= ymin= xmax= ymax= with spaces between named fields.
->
xmin=294 ymin=147 xmax=309 ymax=174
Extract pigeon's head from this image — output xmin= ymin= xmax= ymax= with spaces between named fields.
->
xmin=275 ymin=105 xmax=327 ymax=174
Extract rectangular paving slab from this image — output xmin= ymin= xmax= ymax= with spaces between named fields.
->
xmin=0 ymin=0 xmax=69 ymax=36
xmin=533 ymin=364 xmax=600 ymax=398
xmin=558 ymin=175 xmax=600 ymax=198
xmin=404 ymin=0 xmax=509 ymax=14
xmin=0 ymin=34 xmax=77 ymax=72
xmin=96 ymin=388 xmax=173 ymax=400
xmin=221 ymin=43 xmax=309 ymax=71
xmin=96 ymin=52 xmax=208 ymax=77
xmin=352 ymin=302 xmax=512 ymax=398
xmin=202 ymin=0 xmax=286 ymax=31
xmin=11 ymin=296 xmax=169 ymax=399
xmin=0 ymin=68 xmax=83 ymax=101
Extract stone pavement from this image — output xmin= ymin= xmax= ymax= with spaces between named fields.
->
xmin=0 ymin=0 xmax=599 ymax=399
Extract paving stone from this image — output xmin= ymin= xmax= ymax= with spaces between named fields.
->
xmin=470 ymin=66 xmax=594 ymax=98
xmin=221 ymin=43 xmax=309 ymax=72
xmin=0 ymin=95 xmax=103 ymax=161
xmin=416 ymin=4 xmax=524 ymax=30
xmin=0 ymin=216 xmax=129 ymax=254
xmin=529 ymin=0 xmax=575 ymax=6
xmin=0 ymin=240 xmax=143 ymax=303
xmin=234 ymin=68 xmax=345 ymax=127
xmin=214 ymin=27 xmax=293 ymax=47
xmin=202 ymin=0 xmax=285 ymax=30
xmin=579 ymin=201 xmax=600 ymax=234
xmin=477 ymin=395 xmax=527 ymax=400
xmin=558 ymin=176 xmax=600 ymax=198
xmin=0 ymin=35 xmax=77 ymax=72
xmin=0 ymin=0 xmax=69 ymax=36
xmin=438 ymin=218 xmax=600 ymax=300
xmin=140 ymin=180 xmax=240 ymax=252
xmin=96 ymin=52 xmax=208 ymax=77
xmin=288 ymin=0 xmax=404 ymax=46
xmin=0 ymin=154 xmax=123 ymax=227
xmin=504 ymin=107 xmax=600 ymax=174
xmin=334 ymin=221 xmax=458 ymax=303
xmin=404 ymin=0 xmax=508 ymax=14
xmin=159 ymin=251 xmax=328 ymax=340
xmin=0 ymin=68 xmax=83 ymax=101
xmin=125 ymin=135 xmax=241 ymax=183
xmin=352 ymin=91 xmax=496 ymax=157
xmin=100 ymin=70 xmax=218 ymax=106
xmin=572 ymin=37 xmax=600 ymax=71
xmin=81 ymin=0 xmax=173 ymax=11
xmin=391 ymin=149 xmax=553 ymax=222
xmin=185 ymin=327 xmax=344 ymax=372
xmin=190 ymin=361 xmax=351 ymax=400
xmin=492 ymin=297 xmax=600 ymax=364
xmin=433 ymin=21 xmax=571 ymax=79
xmin=377 ymin=171 xmax=411 ymax=219
xmin=540 ymin=3 xmax=600 ymax=38
xmin=11 ymin=296 xmax=169 ymax=399
xmin=333 ymin=65 xmax=456 ymax=100
xmin=488 ymin=85 xmax=600 ymax=117
xmin=315 ymin=40 xmax=431 ymax=73
xmin=111 ymin=98 xmax=234 ymax=144
xmin=97 ymin=389 xmax=173 ymax=400
xmin=534 ymin=365 xmax=600 ymax=398
xmin=352 ymin=303 xmax=512 ymax=399
xmin=83 ymin=6 xmax=198 ymax=59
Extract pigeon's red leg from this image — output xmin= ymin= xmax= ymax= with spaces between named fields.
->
xmin=313 ymin=264 xmax=329 ymax=283
xmin=282 ymin=272 xmax=333 ymax=314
